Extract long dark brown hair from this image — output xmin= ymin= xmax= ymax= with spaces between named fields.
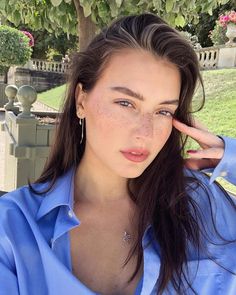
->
xmin=30 ymin=13 xmax=236 ymax=294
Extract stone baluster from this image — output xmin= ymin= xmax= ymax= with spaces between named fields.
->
xmin=17 ymin=85 xmax=37 ymax=118
xmin=4 ymin=85 xmax=19 ymax=112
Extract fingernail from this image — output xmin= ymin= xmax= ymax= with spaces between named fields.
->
xmin=187 ymin=150 xmax=197 ymax=154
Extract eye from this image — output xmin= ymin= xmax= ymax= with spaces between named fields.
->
xmin=115 ymin=100 xmax=134 ymax=108
xmin=156 ymin=110 xmax=174 ymax=117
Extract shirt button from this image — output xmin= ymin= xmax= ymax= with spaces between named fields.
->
xmin=220 ymin=171 xmax=227 ymax=177
xmin=68 ymin=210 xmax=74 ymax=218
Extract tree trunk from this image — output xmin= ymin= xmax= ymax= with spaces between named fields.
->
xmin=73 ymin=0 xmax=97 ymax=51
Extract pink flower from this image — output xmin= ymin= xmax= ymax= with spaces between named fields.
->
xmin=21 ymin=31 xmax=34 ymax=47
xmin=218 ymin=10 xmax=236 ymax=26
xmin=223 ymin=15 xmax=229 ymax=22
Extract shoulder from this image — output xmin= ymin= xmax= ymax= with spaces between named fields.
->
xmin=0 ymin=185 xmax=44 ymax=225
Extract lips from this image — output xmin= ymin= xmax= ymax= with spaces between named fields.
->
xmin=120 ymin=148 xmax=150 ymax=163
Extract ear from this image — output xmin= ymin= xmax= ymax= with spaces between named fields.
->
xmin=75 ymin=83 xmax=86 ymax=117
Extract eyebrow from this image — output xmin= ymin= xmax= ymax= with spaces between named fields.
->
xmin=110 ymin=86 xmax=179 ymax=105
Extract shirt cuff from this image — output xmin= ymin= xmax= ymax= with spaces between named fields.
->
xmin=203 ymin=136 xmax=236 ymax=185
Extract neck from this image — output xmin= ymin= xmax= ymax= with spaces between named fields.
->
xmin=74 ymin=149 xmax=130 ymax=205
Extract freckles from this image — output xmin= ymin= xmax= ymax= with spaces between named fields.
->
xmin=94 ymin=102 xmax=130 ymax=130
xmin=153 ymin=121 xmax=173 ymax=137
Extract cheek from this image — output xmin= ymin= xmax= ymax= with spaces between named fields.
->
xmin=86 ymin=101 xmax=132 ymax=140
xmin=153 ymin=119 xmax=173 ymax=144
xmin=91 ymin=101 xmax=133 ymax=129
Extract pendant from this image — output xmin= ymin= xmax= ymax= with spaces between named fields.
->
xmin=123 ymin=231 xmax=132 ymax=243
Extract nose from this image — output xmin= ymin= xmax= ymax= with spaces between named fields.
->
xmin=133 ymin=113 xmax=154 ymax=140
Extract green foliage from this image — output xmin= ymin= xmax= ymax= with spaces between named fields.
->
xmin=0 ymin=0 xmax=77 ymax=37
xmin=0 ymin=0 xmax=232 ymax=36
xmin=46 ymin=48 xmax=63 ymax=61
xmin=0 ymin=64 xmax=8 ymax=75
xmin=182 ymin=0 xmax=236 ymax=47
xmin=0 ymin=25 xmax=32 ymax=67
xmin=26 ymin=29 xmax=78 ymax=59
xmin=209 ymin=21 xmax=228 ymax=45
xmin=179 ymin=31 xmax=202 ymax=49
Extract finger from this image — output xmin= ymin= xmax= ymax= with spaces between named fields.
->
xmin=191 ymin=119 xmax=210 ymax=149
xmin=184 ymin=158 xmax=216 ymax=170
xmin=186 ymin=147 xmax=224 ymax=159
xmin=173 ymin=119 xmax=223 ymax=148
xmin=191 ymin=117 xmax=209 ymax=132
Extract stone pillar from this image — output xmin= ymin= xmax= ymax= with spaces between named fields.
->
xmin=1 ymin=85 xmax=56 ymax=191
xmin=4 ymin=85 xmax=19 ymax=112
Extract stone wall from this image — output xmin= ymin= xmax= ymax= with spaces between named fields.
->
xmin=8 ymin=67 xmax=66 ymax=93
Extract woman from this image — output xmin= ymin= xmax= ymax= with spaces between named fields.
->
xmin=0 ymin=13 xmax=235 ymax=295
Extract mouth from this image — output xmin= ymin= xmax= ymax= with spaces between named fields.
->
xmin=120 ymin=148 xmax=150 ymax=163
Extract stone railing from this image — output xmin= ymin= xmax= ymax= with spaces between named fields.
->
xmin=0 ymin=85 xmax=57 ymax=191
xmin=195 ymin=46 xmax=219 ymax=69
xmin=20 ymin=44 xmax=236 ymax=73
xmin=195 ymin=44 xmax=236 ymax=70
xmin=24 ymin=59 xmax=69 ymax=73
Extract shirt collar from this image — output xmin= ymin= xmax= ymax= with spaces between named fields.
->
xmin=36 ymin=168 xmax=75 ymax=221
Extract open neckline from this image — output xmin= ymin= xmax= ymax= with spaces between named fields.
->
xmin=66 ymin=231 xmax=143 ymax=294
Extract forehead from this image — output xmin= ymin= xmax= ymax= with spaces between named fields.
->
xmin=96 ymin=49 xmax=181 ymax=101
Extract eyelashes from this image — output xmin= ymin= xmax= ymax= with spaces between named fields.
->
xmin=115 ymin=100 xmax=175 ymax=117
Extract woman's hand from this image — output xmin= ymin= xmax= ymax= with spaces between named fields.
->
xmin=172 ymin=118 xmax=225 ymax=170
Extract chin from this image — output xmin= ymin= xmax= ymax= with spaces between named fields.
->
xmin=118 ymin=166 xmax=147 ymax=179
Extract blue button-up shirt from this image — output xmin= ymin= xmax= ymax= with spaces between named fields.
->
xmin=0 ymin=136 xmax=236 ymax=295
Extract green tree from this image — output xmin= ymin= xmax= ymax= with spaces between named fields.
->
xmin=0 ymin=0 xmax=232 ymax=50
xmin=182 ymin=0 xmax=236 ymax=47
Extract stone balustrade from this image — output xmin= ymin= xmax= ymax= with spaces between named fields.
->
xmin=24 ymin=59 xmax=69 ymax=73
xmin=196 ymin=44 xmax=236 ymax=70
xmin=195 ymin=47 xmax=219 ymax=69
xmin=0 ymin=85 xmax=57 ymax=191
xmin=19 ymin=44 xmax=235 ymax=74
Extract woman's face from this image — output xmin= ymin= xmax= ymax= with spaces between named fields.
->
xmin=77 ymin=49 xmax=181 ymax=178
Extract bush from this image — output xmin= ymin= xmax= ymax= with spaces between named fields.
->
xmin=0 ymin=25 xmax=32 ymax=67
xmin=0 ymin=65 xmax=8 ymax=75
xmin=46 ymin=48 xmax=63 ymax=62
xmin=209 ymin=21 xmax=228 ymax=45
xmin=179 ymin=31 xmax=202 ymax=49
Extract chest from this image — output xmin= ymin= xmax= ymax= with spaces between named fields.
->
xmin=69 ymin=204 xmax=143 ymax=295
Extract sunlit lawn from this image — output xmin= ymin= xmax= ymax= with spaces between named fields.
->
xmin=38 ymin=84 xmax=66 ymax=110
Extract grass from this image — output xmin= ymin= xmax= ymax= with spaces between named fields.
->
xmin=38 ymin=84 xmax=66 ymax=110
xmin=37 ymin=68 xmax=236 ymax=193
xmin=186 ymin=68 xmax=236 ymax=194
xmin=192 ymin=68 xmax=236 ymax=137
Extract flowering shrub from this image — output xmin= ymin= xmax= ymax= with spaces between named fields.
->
xmin=209 ymin=21 xmax=228 ymax=45
xmin=0 ymin=25 xmax=32 ymax=67
xmin=21 ymin=31 xmax=34 ymax=47
xmin=219 ymin=10 xmax=236 ymax=27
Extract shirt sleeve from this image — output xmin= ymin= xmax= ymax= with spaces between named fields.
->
xmin=0 ymin=245 xmax=19 ymax=294
xmin=0 ymin=264 xmax=19 ymax=295
xmin=200 ymin=136 xmax=236 ymax=185
xmin=185 ymin=165 xmax=236 ymax=279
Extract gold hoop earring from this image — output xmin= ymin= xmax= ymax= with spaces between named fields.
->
xmin=79 ymin=118 xmax=84 ymax=144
